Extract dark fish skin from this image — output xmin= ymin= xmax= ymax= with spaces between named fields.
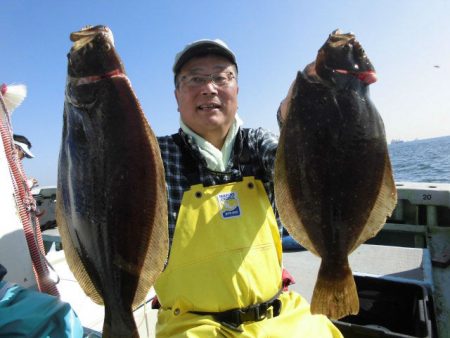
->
xmin=275 ymin=30 xmax=397 ymax=320
xmin=56 ymin=25 xmax=168 ymax=337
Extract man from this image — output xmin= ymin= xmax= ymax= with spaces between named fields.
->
xmin=154 ymin=39 xmax=342 ymax=337
xmin=13 ymin=134 xmax=34 ymax=160
xmin=13 ymin=134 xmax=38 ymax=189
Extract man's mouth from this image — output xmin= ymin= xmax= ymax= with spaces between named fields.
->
xmin=198 ymin=103 xmax=221 ymax=110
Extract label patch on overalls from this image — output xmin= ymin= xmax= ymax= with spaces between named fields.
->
xmin=217 ymin=192 xmax=241 ymax=219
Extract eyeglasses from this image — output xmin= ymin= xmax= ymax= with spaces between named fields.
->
xmin=178 ymin=71 xmax=236 ymax=88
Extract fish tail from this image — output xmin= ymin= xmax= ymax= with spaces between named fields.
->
xmin=102 ymin=306 xmax=140 ymax=338
xmin=310 ymin=260 xmax=359 ymax=320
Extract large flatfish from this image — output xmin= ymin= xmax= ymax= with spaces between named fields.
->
xmin=56 ymin=25 xmax=168 ymax=337
xmin=275 ymin=30 xmax=397 ymax=319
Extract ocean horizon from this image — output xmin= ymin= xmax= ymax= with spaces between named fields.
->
xmin=388 ymin=135 xmax=450 ymax=184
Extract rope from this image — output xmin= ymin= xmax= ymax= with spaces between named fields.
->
xmin=0 ymin=92 xmax=59 ymax=297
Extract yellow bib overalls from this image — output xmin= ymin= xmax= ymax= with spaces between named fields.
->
xmin=154 ymin=176 xmax=342 ymax=337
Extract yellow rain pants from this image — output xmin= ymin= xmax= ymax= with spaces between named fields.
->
xmin=154 ymin=176 xmax=342 ymax=338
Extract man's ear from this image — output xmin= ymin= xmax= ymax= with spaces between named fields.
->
xmin=174 ymin=88 xmax=180 ymax=112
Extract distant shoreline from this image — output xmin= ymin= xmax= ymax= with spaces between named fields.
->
xmin=389 ymin=134 xmax=450 ymax=145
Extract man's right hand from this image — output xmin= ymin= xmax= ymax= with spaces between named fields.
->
xmin=279 ymin=62 xmax=317 ymax=124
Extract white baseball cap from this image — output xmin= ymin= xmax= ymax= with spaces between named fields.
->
xmin=14 ymin=140 xmax=34 ymax=158
xmin=173 ymin=39 xmax=237 ymax=79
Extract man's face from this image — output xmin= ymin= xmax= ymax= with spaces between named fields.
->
xmin=175 ymin=55 xmax=239 ymax=144
xmin=15 ymin=145 xmax=25 ymax=160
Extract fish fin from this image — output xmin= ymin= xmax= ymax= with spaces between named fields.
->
xmin=131 ymin=111 xmax=169 ymax=310
xmin=56 ymin=198 xmax=104 ymax=305
xmin=310 ymin=259 xmax=359 ymax=320
xmin=351 ymin=154 xmax=397 ymax=252
xmin=275 ymin=128 xmax=319 ymax=256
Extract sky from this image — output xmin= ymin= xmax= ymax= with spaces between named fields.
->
xmin=1 ymin=0 xmax=449 ymax=186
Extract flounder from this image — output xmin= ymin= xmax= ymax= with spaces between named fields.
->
xmin=56 ymin=25 xmax=168 ymax=337
xmin=275 ymin=29 xmax=397 ymax=319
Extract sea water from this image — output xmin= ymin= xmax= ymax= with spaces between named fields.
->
xmin=388 ymin=135 xmax=450 ymax=183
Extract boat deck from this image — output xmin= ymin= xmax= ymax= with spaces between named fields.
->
xmin=41 ymin=182 xmax=450 ymax=337
xmin=47 ymin=241 xmax=447 ymax=337
xmin=47 ymin=247 xmax=157 ymax=337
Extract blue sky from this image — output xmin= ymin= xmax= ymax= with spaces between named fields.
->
xmin=1 ymin=0 xmax=449 ymax=186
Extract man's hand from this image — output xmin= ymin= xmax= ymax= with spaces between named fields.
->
xmin=279 ymin=80 xmax=295 ymax=124
xmin=303 ymin=62 xmax=317 ymax=77
xmin=27 ymin=178 xmax=38 ymax=189
xmin=279 ymin=62 xmax=317 ymax=124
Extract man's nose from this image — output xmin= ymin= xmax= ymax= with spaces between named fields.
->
xmin=200 ymin=81 xmax=219 ymax=95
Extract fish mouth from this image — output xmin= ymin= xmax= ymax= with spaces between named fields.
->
xmin=335 ymin=69 xmax=377 ymax=84
xmin=325 ymin=29 xmax=377 ymax=84
xmin=197 ymin=103 xmax=221 ymax=110
xmin=70 ymin=25 xmax=114 ymax=52
xmin=355 ymin=71 xmax=377 ymax=84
